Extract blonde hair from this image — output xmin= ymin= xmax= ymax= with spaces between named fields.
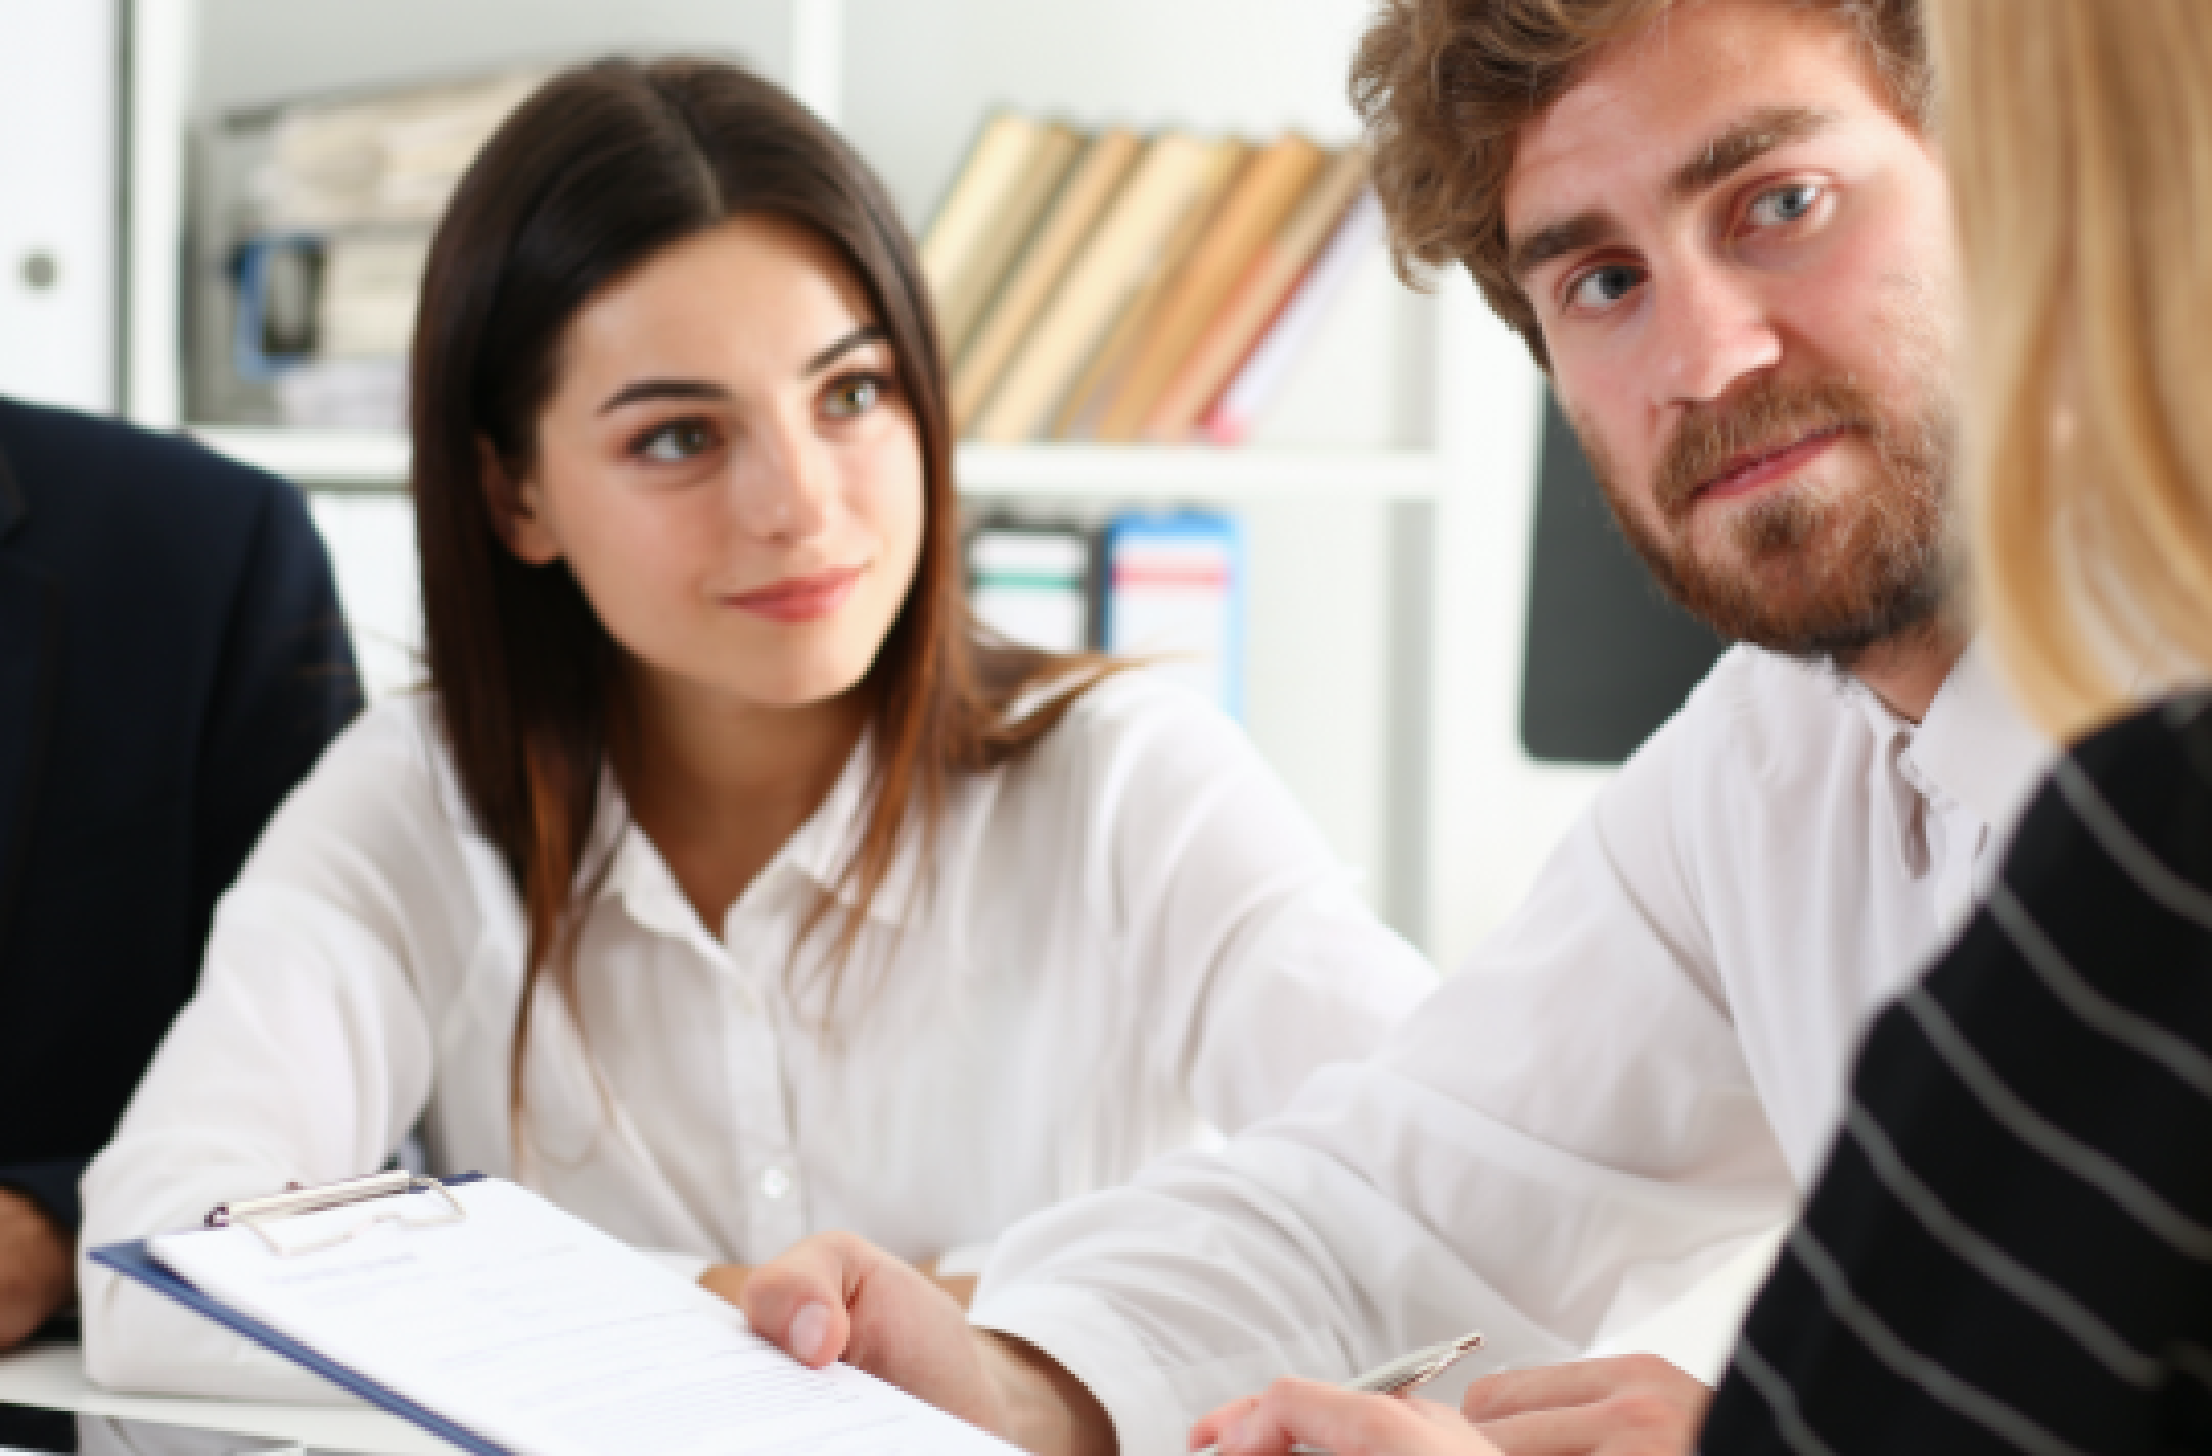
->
xmin=1936 ymin=0 xmax=2212 ymax=737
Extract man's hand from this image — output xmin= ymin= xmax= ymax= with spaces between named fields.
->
xmin=1191 ymin=1356 xmax=1705 ymax=1456
xmin=740 ymin=1232 xmax=1112 ymax=1456
xmin=1460 ymin=1355 xmax=1707 ymax=1456
xmin=0 ymin=1188 xmax=72 ymax=1350
xmin=1196 ymin=1380 xmax=1501 ymax=1456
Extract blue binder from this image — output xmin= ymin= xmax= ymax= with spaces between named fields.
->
xmin=90 ymin=1173 xmax=506 ymax=1456
xmin=1101 ymin=510 xmax=1245 ymax=718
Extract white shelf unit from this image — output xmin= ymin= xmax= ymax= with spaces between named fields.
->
xmin=120 ymin=0 xmax=1608 ymax=967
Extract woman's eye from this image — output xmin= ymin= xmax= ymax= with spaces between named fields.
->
xmin=1567 ymin=263 xmax=1644 ymax=314
xmin=1746 ymin=181 xmax=1823 ymax=229
xmin=637 ymin=419 xmax=716 ymax=463
xmin=824 ymin=373 xmax=884 ymax=419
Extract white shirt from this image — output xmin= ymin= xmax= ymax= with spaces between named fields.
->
xmin=970 ymin=644 xmax=2054 ymax=1456
xmin=79 ymin=673 xmax=1436 ymax=1400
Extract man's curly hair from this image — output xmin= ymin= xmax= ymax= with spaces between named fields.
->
xmin=1351 ymin=0 xmax=1934 ymax=369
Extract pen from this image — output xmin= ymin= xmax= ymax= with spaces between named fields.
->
xmin=1194 ymin=1330 xmax=1485 ymax=1456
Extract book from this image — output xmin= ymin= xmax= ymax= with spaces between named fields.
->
xmin=260 ymin=70 xmax=545 ymax=230
xmin=1150 ymin=147 xmax=1373 ymax=442
xmin=951 ymin=128 xmax=1143 ymax=434
xmin=938 ymin=123 xmax=1084 ymax=361
xmin=1200 ymin=186 xmax=1387 ymax=445
xmin=318 ymin=231 xmax=431 ymax=358
xmin=1047 ymin=140 xmax=1250 ymax=440
xmin=975 ymin=132 xmax=1229 ymax=443
xmin=921 ymin=115 xmax=1055 ymax=358
xmin=1094 ymin=134 xmax=1327 ymax=442
xmin=1102 ymin=510 xmax=1244 ymax=717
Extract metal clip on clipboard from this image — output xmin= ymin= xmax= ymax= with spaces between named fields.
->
xmin=205 ymin=1170 xmax=467 ymax=1256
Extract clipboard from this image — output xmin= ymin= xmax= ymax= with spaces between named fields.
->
xmin=92 ymin=1172 xmax=509 ymax=1456
xmin=90 ymin=1173 xmax=1015 ymax=1456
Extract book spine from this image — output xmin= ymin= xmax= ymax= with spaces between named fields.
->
xmin=1201 ymin=190 xmax=1385 ymax=445
xmin=974 ymin=132 xmax=1220 ymax=444
xmin=1096 ymin=136 xmax=1324 ymax=442
xmin=920 ymin=115 xmax=1043 ymax=346
xmin=952 ymin=130 xmax=1143 ymax=434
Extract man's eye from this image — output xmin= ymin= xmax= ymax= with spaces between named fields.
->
xmin=638 ymin=420 xmax=716 ymax=462
xmin=825 ymin=373 xmax=885 ymax=419
xmin=1568 ymin=263 xmax=1644 ymax=313
xmin=1747 ymin=182 xmax=1823 ymax=228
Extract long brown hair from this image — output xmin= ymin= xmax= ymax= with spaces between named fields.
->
xmin=410 ymin=57 xmax=1110 ymax=1125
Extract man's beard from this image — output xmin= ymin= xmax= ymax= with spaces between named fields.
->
xmin=1578 ymin=366 xmax=1957 ymax=662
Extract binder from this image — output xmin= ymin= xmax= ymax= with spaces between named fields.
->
xmin=93 ymin=1172 xmax=1014 ymax=1456
xmin=92 ymin=1172 xmax=503 ymax=1455
xmin=965 ymin=516 xmax=1099 ymax=653
xmin=1102 ymin=510 xmax=1244 ymax=717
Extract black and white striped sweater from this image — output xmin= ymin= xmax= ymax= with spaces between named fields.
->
xmin=1704 ymin=693 xmax=2212 ymax=1453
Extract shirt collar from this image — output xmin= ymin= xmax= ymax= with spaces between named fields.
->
xmin=1907 ymin=640 xmax=2056 ymax=839
xmin=597 ymin=728 xmax=923 ymax=940
xmin=777 ymin=729 xmax=926 ymax=930
xmin=1825 ymin=638 xmax=2054 ymax=841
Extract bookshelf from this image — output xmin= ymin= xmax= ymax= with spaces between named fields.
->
xmin=119 ymin=0 xmax=1607 ymax=968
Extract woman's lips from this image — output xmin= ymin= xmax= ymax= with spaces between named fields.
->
xmin=726 ymin=566 xmax=863 ymax=623
xmin=1694 ymin=427 xmax=1845 ymax=505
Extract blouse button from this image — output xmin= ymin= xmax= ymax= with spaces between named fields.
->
xmin=759 ymin=1167 xmax=794 ymax=1201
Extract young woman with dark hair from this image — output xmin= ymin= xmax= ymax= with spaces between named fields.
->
xmin=77 ymin=58 xmax=1434 ymax=1398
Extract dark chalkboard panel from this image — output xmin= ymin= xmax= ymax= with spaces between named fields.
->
xmin=1520 ymin=391 xmax=1728 ymax=764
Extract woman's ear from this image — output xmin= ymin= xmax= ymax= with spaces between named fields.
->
xmin=479 ymin=436 xmax=562 ymax=566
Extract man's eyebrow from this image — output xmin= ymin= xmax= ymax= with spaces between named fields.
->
xmin=805 ymin=324 xmax=889 ymax=376
xmin=1507 ymin=106 xmax=1845 ymax=287
xmin=598 ymin=378 xmax=731 ymax=415
xmin=1667 ymin=105 xmax=1842 ymax=203
xmin=1510 ymin=212 xmax=1624 ymax=286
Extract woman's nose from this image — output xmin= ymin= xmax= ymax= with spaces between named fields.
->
xmin=734 ymin=408 xmax=834 ymax=543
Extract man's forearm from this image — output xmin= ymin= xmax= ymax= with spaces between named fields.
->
xmin=980 ymin=1332 xmax=1117 ymax=1456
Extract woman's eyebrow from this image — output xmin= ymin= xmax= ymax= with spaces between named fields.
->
xmin=805 ymin=324 xmax=888 ymax=376
xmin=598 ymin=378 xmax=731 ymax=415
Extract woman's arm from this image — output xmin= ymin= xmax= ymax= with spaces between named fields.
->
xmin=1081 ymin=679 xmax=1437 ymax=1132
xmin=79 ymin=707 xmax=451 ymax=1401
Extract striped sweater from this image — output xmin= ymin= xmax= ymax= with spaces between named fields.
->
xmin=1703 ymin=693 xmax=2212 ymax=1453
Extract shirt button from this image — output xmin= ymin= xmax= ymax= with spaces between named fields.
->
xmin=759 ymin=1167 xmax=793 ymax=1201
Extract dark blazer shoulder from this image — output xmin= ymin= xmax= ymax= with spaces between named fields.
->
xmin=0 ymin=396 xmax=302 ymax=559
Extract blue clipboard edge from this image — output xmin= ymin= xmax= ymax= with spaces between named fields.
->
xmin=89 ymin=1172 xmax=507 ymax=1456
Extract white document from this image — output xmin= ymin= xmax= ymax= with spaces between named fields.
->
xmin=149 ymin=1179 xmax=1016 ymax=1456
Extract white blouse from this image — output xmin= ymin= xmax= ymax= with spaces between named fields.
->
xmin=79 ymin=673 xmax=1436 ymax=1401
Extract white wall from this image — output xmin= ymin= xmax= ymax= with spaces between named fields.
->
xmin=0 ymin=0 xmax=118 ymax=413
xmin=190 ymin=0 xmax=794 ymax=117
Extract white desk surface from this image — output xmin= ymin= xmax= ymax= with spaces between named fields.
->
xmin=0 ymin=1343 xmax=449 ymax=1453
xmin=0 ymin=1228 xmax=1783 ymax=1454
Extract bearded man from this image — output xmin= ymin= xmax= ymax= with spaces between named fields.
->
xmin=735 ymin=1 xmax=2047 ymax=1453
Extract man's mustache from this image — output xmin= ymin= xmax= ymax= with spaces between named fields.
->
xmin=1653 ymin=378 xmax=1883 ymax=522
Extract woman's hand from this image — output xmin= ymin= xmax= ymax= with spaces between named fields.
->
xmin=700 ymin=1257 xmax=977 ymax=1310
xmin=1195 ymin=1381 xmax=1502 ymax=1456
